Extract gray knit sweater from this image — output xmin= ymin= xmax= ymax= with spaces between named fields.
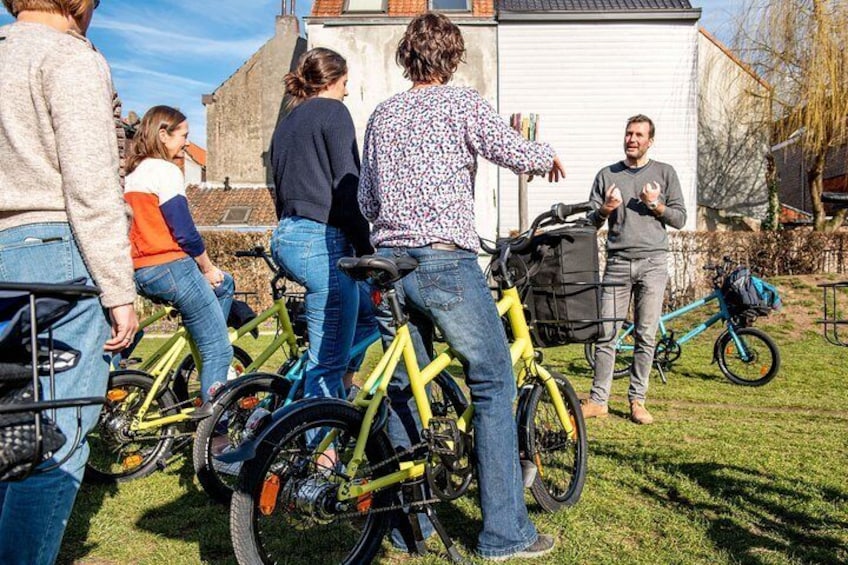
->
xmin=587 ymin=160 xmax=687 ymax=260
xmin=0 ymin=22 xmax=135 ymax=307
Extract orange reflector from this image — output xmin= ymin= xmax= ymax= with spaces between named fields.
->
xmin=106 ymin=389 xmax=128 ymax=403
xmin=371 ymin=289 xmax=383 ymax=307
xmin=534 ymin=452 xmax=543 ymax=478
xmin=760 ymin=366 xmax=768 ymax=376
xmin=238 ymin=396 xmax=260 ymax=410
xmin=193 ymin=396 xmax=203 ymax=408
xmin=122 ymin=454 xmax=143 ymax=470
xmin=569 ymin=415 xmax=578 ymax=442
xmin=726 ymin=345 xmax=733 ymax=355
xmin=259 ymin=474 xmax=281 ymax=516
xmin=356 ymin=492 xmax=373 ymax=513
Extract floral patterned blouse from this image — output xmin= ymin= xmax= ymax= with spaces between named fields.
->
xmin=359 ymin=86 xmax=556 ymax=252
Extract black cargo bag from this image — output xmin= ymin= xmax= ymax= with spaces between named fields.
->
xmin=509 ymin=223 xmax=603 ymax=347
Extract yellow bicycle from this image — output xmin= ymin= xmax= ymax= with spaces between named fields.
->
xmin=229 ymin=204 xmax=590 ymax=564
xmin=85 ymin=247 xmax=301 ymax=483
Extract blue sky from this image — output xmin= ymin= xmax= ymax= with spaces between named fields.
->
xmin=1 ymin=0 xmax=742 ymax=147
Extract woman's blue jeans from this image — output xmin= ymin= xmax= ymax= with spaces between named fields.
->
xmin=134 ymin=257 xmax=234 ymax=401
xmin=271 ymin=216 xmax=376 ymax=400
xmin=0 ymin=222 xmax=112 ymax=565
xmin=376 ymin=246 xmax=538 ymax=558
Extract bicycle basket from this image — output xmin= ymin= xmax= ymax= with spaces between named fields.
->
xmin=508 ymin=223 xmax=607 ymax=346
xmin=0 ymin=281 xmax=105 ymax=482
xmin=721 ymin=267 xmax=781 ymax=320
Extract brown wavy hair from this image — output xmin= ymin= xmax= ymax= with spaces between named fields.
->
xmin=284 ymin=48 xmax=347 ymax=106
xmin=2 ymin=0 xmax=94 ymax=18
xmin=396 ymin=12 xmax=465 ymax=85
xmin=126 ymin=106 xmax=187 ymax=174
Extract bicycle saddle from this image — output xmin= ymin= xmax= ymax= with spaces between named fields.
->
xmin=337 ymin=255 xmax=418 ymax=288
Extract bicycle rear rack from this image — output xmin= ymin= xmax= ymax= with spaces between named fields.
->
xmin=817 ymin=281 xmax=848 ymax=347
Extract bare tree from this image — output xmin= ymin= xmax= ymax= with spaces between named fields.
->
xmin=738 ymin=0 xmax=848 ymax=231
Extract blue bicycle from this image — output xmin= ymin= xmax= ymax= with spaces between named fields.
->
xmin=584 ymin=258 xmax=781 ymax=387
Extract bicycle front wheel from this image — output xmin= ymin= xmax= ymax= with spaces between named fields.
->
xmin=230 ymin=401 xmax=398 ymax=565
xmin=717 ymin=327 xmax=780 ymax=386
xmin=518 ymin=369 xmax=588 ymax=512
xmin=193 ymin=373 xmax=292 ymax=503
xmin=85 ymin=370 xmax=179 ymax=484
xmin=172 ymin=345 xmax=253 ymax=403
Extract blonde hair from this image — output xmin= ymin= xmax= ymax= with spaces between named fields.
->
xmin=126 ymin=105 xmax=187 ymax=174
xmin=2 ymin=0 xmax=95 ymax=18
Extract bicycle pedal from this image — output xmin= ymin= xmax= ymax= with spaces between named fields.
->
xmin=422 ymin=417 xmax=462 ymax=457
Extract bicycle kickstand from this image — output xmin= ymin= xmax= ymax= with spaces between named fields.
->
xmin=421 ymin=504 xmax=471 ymax=565
xmin=655 ymin=362 xmax=668 ymax=385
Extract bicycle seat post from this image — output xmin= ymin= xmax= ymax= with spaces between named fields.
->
xmin=384 ymin=287 xmax=408 ymax=328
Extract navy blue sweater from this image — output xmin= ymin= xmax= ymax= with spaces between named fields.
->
xmin=270 ymin=97 xmax=372 ymax=256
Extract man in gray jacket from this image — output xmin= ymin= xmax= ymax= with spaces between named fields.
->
xmin=582 ymin=114 xmax=686 ymax=425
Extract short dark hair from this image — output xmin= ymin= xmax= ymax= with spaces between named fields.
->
xmin=396 ymin=12 xmax=466 ymax=85
xmin=626 ymin=114 xmax=655 ymax=139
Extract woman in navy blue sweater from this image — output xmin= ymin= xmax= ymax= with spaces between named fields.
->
xmin=269 ymin=48 xmax=375 ymax=402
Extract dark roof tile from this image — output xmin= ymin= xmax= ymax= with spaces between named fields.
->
xmin=498 ymin=0 xmax=692 ymax=12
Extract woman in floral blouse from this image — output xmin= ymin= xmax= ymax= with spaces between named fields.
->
xmin=359 ymin=12 xmax=565 ymax=561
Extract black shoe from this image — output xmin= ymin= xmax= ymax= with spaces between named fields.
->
xmin=489 ymin=534 xmax=555 ymax=561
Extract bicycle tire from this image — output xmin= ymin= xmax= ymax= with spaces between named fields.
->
xmin=193 ymin=373 xmax=293 ymax=504
xmin=584 ymin=337 xmax=633 ymax=379
xmin=518 ymin=369 xmax=588 ymax=512
xmin=85 ymin=370 xmax=179 ymax=484
xmin=717 ymin=327 xmax=780 ymax=387
xmin=230 ymin=400 xmax=398 ymax=565
xmin=172 ymin=345 xmax=253 ymax=403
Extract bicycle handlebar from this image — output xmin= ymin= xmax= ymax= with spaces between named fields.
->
xmin=480 ymin=201 xmax=592 ymax=256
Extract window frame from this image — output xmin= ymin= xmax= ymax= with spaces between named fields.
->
xmin=342 ymin=0 xmax=388 ymax=14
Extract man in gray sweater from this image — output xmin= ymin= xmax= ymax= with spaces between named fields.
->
xmin=582 ymin=114 xmax=686 ymax=425
xmin=0 ymin=1 xmax=137 ymax=562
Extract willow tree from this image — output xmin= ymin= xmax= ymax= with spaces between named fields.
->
xmin=739 ymin=0 xmax=848 ymax=231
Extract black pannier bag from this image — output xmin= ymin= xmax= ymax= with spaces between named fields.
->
xmin=0 ymin=282 xmax=105 ymax=482
xmin=508 ymin=222 xmax=604 ymax=347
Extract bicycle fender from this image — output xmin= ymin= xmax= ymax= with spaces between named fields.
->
xmin=215 ymin=397 xmax=385 ymax=465
xmin=515 ymin=384 xmax=535 ymax=426
xmin=208 ymin=372 xmax=289 ymax=411
xmin=712 ymin=329 xmax=730 ymax=364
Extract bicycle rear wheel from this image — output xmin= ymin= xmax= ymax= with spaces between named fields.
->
xmin=193 ymin=373 xmax=292 ymax=503
xmin=230 ymin=401 xmax=398 ymax=565
xmin=717 ymin=327 xmax=780 ymax=386
xmin=85 ymin=370 xmax=179 ymax=484
xmin=518 ymin=369 xmax=588 ymax=512
xmin=584 ymin=321 xmax=634 ymax=379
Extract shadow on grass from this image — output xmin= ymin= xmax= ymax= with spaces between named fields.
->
xmin=58 ymin=481 xmax=118 ymax=564
xmin=595 ymin=444 xmax=848 ymax=564
xmin=135 ymin=462 xmax=234 ymax=564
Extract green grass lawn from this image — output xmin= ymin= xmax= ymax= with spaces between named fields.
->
xmin=60 ymin=277 xmax=848 ymax=564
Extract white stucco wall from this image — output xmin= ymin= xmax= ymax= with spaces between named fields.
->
xmin=498 ymin=21 xmax=700 ymax=233
xmin=697 ymin=31 xmax=770 ymax=220
xmin=307 ymin=22 xmax=500 ymax=239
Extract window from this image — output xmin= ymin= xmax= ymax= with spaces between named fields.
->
xmin=430 ymin=0 xmax=471 ymax=11
xmin=221 ymin=207 xmax=252 ymax=224
xmin=343 ymin=0 xmax=386 ymax=12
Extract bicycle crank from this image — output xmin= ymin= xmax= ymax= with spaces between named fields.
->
xmin=422 ymin=417 xmax=474 ymax=501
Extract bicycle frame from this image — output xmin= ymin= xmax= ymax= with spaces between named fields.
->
xmin=128 ymin=296 xmax=300 ymax=432
xmin=611 ymin=287 xmax=753 ymax=362
xmin=322 ymin=285 xmax=576 ymax=502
